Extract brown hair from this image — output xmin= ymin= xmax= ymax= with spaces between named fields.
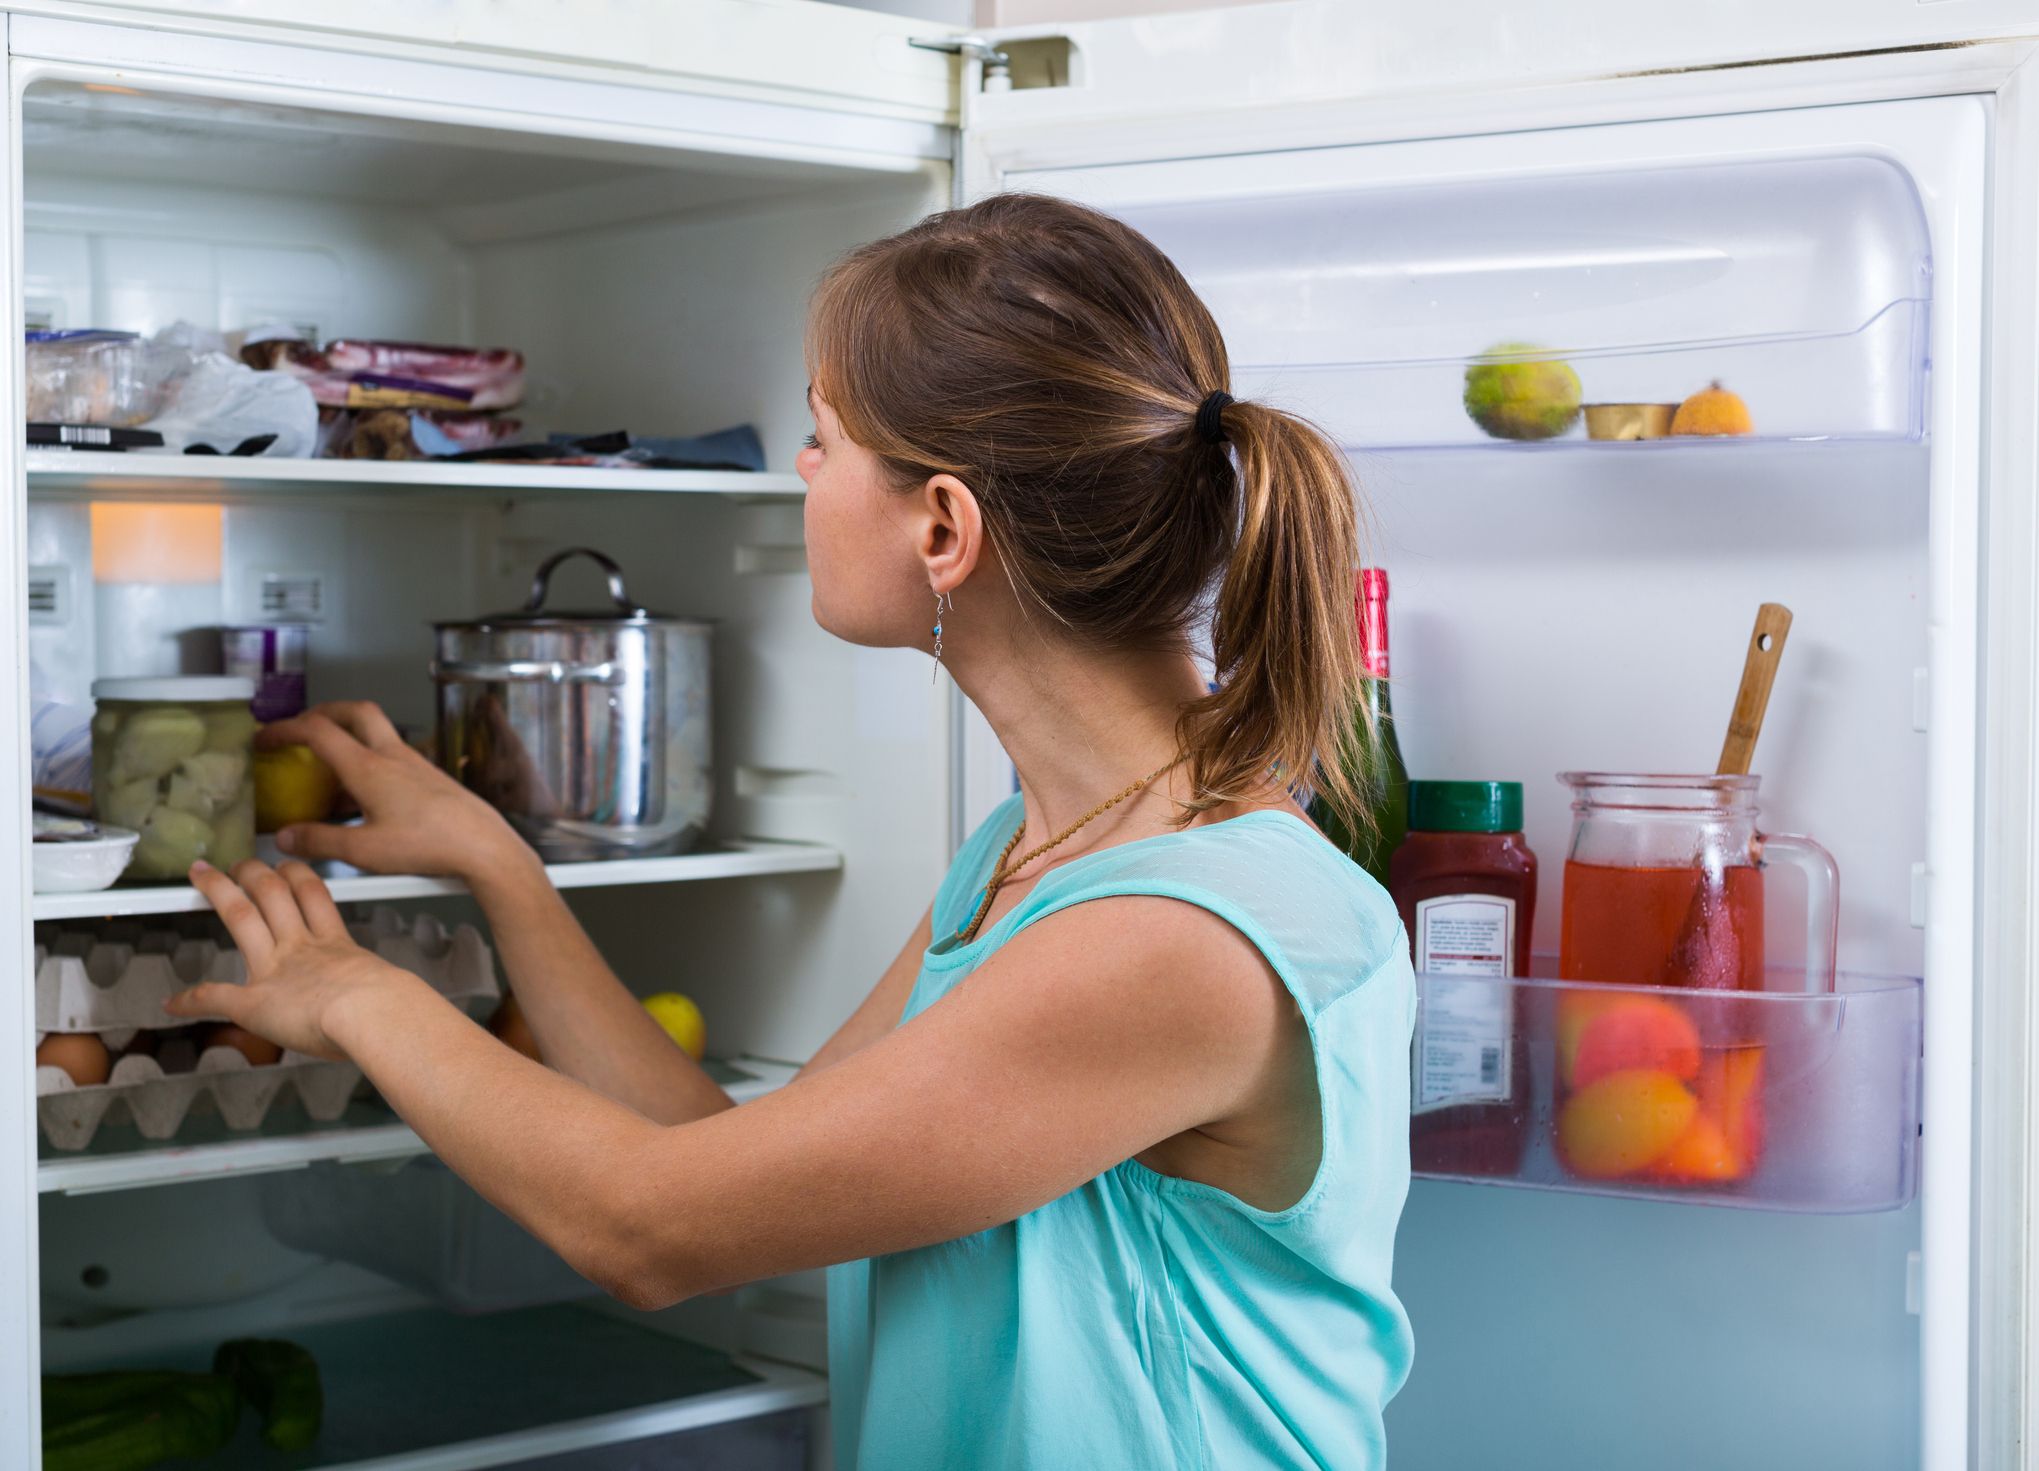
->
xmin=807 ymin=192 xmax=1367 ymax=823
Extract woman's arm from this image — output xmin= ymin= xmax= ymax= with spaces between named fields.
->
xmin=170 ymin=861 xmax=1301 ymax=1311
xmin=261 ymin=703 xmax=731 ymax=1122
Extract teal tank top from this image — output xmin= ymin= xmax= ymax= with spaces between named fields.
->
xmin=826 ymin=794 xmax=1417 ymax=1469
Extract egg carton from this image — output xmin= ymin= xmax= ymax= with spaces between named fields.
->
xmin=34 ymin=908 xmax=500 ymax=1151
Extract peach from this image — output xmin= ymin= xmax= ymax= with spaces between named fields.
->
xmin=1556 ymin=1068 xmax=1699 ymax=1180
xmin=1644 ymin=1116 xmax=1741 ymax=1183
xmin=1570 ymin=997 xmax=1702 ymax=1090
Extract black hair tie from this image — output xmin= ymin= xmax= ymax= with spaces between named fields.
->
xmin=1195 ymin=390 xmax=1234 ymax=446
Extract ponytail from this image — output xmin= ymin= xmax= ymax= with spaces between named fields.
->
xmin=1175 ymin=400 xmax=1367 ymax=823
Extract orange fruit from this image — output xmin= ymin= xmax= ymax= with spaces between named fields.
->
xmin=1556 ymin=1068 xmax=1698 ymax=1179
xmin=1670 ymin=381 xmax=1753 ymax=437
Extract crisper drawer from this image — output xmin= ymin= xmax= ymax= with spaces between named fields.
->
xmin=262 ymin=1157 xmax=599 ymax=1314
xmin=1410 ymin=969 xmax=1921 ymax=1212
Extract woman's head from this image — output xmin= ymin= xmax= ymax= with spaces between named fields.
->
xmin=802 ymin=192 xmax=1367 ymax=821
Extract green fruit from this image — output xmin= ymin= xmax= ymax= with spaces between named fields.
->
xmin=1463 ymin=343 xmax=1583 ymax=441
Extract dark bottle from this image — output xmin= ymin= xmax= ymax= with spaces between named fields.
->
xmin=1391 ymin=780 xmax=1538 ymax=1179
xmin=1310 ymin=567 xmax=1409 ymax=887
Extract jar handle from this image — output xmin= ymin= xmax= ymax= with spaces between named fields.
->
xmin=1757 ymin=831 xmax=1838 ymax=993
xmin=525 ymin=547 xmax=642 ymax=617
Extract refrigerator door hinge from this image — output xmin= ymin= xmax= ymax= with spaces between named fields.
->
xmin=909 ymin=35 xmax=1013 ymax=91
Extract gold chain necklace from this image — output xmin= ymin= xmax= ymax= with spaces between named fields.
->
xmin=957 ymin=756 xmax=1186 ymax=944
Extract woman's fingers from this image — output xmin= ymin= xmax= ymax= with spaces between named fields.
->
xmin=163 ymin=980 xmax=254 ymax=1025
xmin=230 ymin=859 xmax=309 ymax=945
xmin=188 ymin=861 xmax=275 ymax=969
xmin=279 ymin=860 xmax=347 ymax=939
xmin=273 ymin=820 xmax=360 ymax=865
xmin=310 ymin=701 xmax=407 ymax=754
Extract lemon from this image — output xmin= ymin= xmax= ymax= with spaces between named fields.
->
xmin=643 ymin=992 xmax=707 ymax=1060
xmin=253 ymin=744 xmax=341 ymax=834
xmin=1463 ymin=342 xmax=1583 ymax=440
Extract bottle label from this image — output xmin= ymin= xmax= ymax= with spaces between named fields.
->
xmin=1411 ymin=894 xmax=1515 ymax=1114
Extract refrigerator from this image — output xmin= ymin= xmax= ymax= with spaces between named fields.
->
xmin=6 ymin=1 xmax=2037 ymax=1466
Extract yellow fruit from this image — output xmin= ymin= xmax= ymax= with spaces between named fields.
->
xmin=1669 ymin=380 xmax=1753 ymax=437
xmin=1462 ymin=343 xmax=1583 ymax=441
xmin=1556 ymin=1068 xmax=1698 ymax=1180
xmin=253 ymin=744 xmax=341 ymax=834
xmin=643 ymin=992 xmax=706 ymax=1060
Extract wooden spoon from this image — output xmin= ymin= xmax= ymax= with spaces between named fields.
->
xmin=1717 ymin=603 xmax=1793 ymax=776
xmin=1661 ymin=603 xmax=1793 ymax=989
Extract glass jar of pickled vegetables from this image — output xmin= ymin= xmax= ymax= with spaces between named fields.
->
xmin=90 ymin=677 xmax=257 ymax=882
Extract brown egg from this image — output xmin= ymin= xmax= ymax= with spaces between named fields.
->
xmin=120 ymin=1029 xmax=159 ymax=1058
xmin=489 ymin=995 xmax=542 ymax=1063
xmin=202 ymin=1024 xmax=282 ymax=1067
xmin=36 ymin=1033 xmax=111 ymax=1087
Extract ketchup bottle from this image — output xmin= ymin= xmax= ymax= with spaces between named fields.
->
xmin=1391 ymin=780 xmax=1537 ymax=1178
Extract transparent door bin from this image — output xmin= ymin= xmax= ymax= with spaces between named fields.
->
xmin=1410 ymin=968 xmax=1920 ymax=1212
xmin=1240 ymin=300 xmax=1929 ymax=453
xmin=1119 ymin=152 xmax=1933 ymax=454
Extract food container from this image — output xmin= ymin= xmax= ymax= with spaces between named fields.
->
xmin=1582 ymin=402 xmax=1678 ymax=440
xmin=31 ymin=814 xmax=139 ymax=894
xmin=432 ymin=548 xmax=711 ymax=863
xmin=25 ymin=330 xmax=187 ymax=427
xmin=221 ymin=624 xmax=310 ymax=722
xmin=90 ymin=677 xmax=257 ymax=882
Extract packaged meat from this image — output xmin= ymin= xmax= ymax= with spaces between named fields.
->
xmin=243 ymin=338 xmax=525 ymax=411
xmin=330 ymin=408 xmax=524 ymax=461
xmin=26 ymin=331 xmax=189 ymax=427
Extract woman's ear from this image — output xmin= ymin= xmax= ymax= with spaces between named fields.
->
xmin=914 ymin=472 xmax=984 ymax=596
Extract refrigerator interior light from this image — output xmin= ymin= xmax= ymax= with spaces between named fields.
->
xmin=90 ymin=502 xmax=222 ymax=584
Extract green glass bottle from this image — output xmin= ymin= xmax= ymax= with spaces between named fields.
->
xmin=1311 ymin=567 xmax=1410 ymax=886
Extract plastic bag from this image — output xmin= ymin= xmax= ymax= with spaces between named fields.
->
xmin=142 ymin=352 xmax=319 ymax=458
xmin=25 ymin=331 xmax=190 ymax=427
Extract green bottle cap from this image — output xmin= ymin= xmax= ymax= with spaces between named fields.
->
xmin=1409 ymin=780 xmax=1523 ymax=833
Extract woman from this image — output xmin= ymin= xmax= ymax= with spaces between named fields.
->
xmin=169 ymin=193 xmax=1416 ymax=1469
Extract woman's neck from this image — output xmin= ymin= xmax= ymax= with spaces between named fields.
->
xmin=947 ymin=622 xmax=1215 ymax=853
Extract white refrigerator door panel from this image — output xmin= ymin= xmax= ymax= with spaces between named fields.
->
xmin=994 ymin=96 xmax=1984 ymax=1471
xmin=974 ymin=0 xmax=2039 ymax=138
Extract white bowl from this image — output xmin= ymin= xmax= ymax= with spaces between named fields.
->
xmin=33 ymin=822 xmax=140 ymax=893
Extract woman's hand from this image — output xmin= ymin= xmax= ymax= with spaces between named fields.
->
xmin=166 ymin=858 xmax=423 ymax=1060
xmin=259 ymin=701 xmax=532 ymax=887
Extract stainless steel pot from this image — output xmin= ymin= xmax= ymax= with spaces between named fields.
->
xmin=432 ymin=547 xmax=711 ymax=863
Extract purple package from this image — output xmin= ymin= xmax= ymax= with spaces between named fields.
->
xmin=221 ymin=626 xmax=309 ymax=723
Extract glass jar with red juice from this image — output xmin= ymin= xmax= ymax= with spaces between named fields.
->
xmin=1390 ymin=780 xmax=1537 ymax=1178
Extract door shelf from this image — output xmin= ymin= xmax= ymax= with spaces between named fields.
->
xmin=31 ymin=840 xmax=843 ymax=922
xmin=24 ymin=451 xmax=807 ymax=501
xmin=46 ymin=1301 xmax=826 ymax=1471
xmin=37 ymin=1058 xmax=796 ymax=1195
xmin=1410 ymin=969 xmax=1920 ymax=1213
xmin=1242 ymin=300 xmax=1929 ymax=455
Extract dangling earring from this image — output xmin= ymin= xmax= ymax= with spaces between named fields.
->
xmin=931 ymin=589 xmax=954 ymax=682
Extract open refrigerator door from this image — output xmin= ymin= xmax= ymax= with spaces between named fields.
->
xmin=963 ymin=45 xmax=2020 ymax=1469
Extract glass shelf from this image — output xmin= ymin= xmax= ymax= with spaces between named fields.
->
xmin=47 ymin=1301 xmax=824 ymax=1471
xmin=1410 ymin=968 xmax=1920 ymax=1213
xmin=31 ymin=840 xmax=842 ymax=922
